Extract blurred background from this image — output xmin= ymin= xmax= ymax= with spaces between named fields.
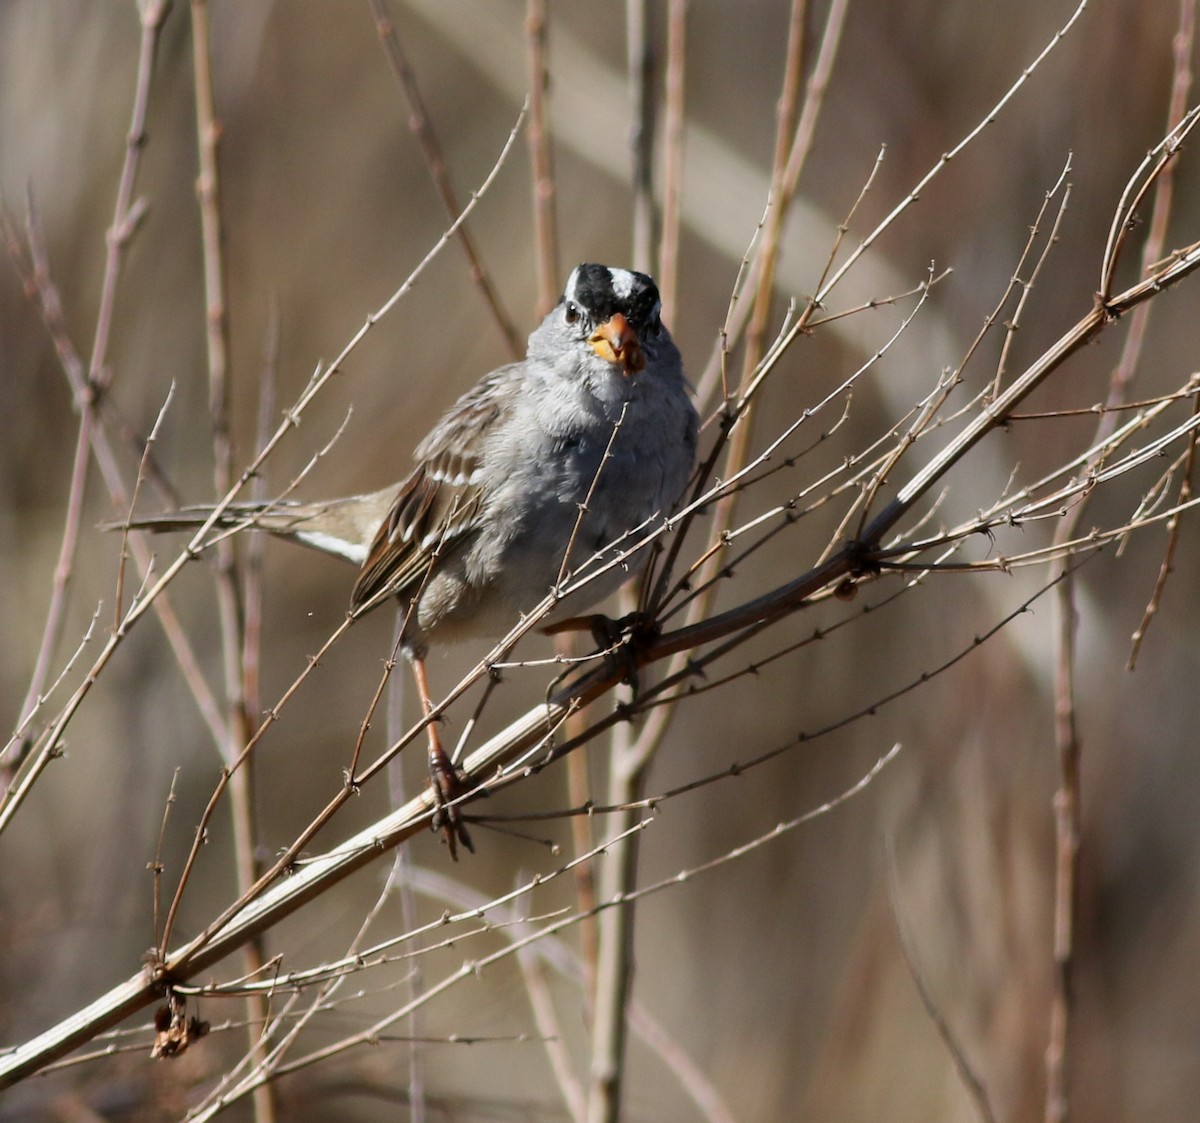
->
xmin=2 ymin=1 xmax=1199 ymax=1120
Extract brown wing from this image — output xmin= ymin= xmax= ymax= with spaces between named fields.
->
xmin=349 ymin=368 xmax=510 ymax=616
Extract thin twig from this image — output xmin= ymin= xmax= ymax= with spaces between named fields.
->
xmin=1128 ymin=386 xmax=1198 ymax=668
xmin=2 ymin=609 xmax=100 ymax=766
xmin=368 ymin=0 xmax=523 ymax=357
xmin=242 ymin=302 xmax=280 ymax=735
xmin=518 ymin=939 xmax=588 ymax=1123
xmin=822 ymin=0 xmax=1090 ymax=310
xmin=989 ymin=159 xmax=1074 ymax=401
xmin=117 ymin=385 xmax=176 ymax=625
xmin=16 ymin=400 xmax=92 ymax=734
xmin=886 ymin=841 xmax=998 ymax=1123
xmin=556 ymin=403 xmax=630 ymax=591
xmin=189 ymin=745 xmax=899 ymax=1114
xmin=151 ymin=769 xmax=181 ymax=949
xmin=0 ymin=481 xmax=1158 ymax=1089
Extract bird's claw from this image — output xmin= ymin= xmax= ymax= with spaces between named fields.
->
xmin=428 ymin=747 xmax=474 ymax=860
xmin=542 ymin=611 xmax=658 ymax=704
xmin=591 ymin=611 xmax=658 ymax=700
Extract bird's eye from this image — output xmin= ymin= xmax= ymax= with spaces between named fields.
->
xmin=563 ymin=301 xmax=582 ymax=325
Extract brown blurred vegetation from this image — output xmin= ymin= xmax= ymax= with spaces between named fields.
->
xmin=2 ymin=1 xmax=1199 ymax=1120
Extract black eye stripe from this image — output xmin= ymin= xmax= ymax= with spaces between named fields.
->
xmin=564 ymin=264 xmax=662 ymax=330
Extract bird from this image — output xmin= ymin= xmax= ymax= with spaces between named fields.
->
xmin=123 ymin=264 xmax=699 ymax=856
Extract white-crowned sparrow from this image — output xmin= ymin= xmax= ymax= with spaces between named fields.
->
xmin=127 ymin=264 xmax=699 ymax=854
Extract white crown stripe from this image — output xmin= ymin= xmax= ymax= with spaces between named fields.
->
xmin=608 ymin=267 xmax=635 ymax=299
xmin=564 ymin=265 xmax=583 ymax=304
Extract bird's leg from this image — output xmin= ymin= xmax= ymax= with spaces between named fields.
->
xmin=411 ymin=657 xmax=473 ymax=859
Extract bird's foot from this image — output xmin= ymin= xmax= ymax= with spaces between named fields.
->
xmin=543 ymin=611 xmax=658 ymax=703
xmin=583 ymin=611 xmax=660 ymax=698
xmin=428 ymin=742 xmax=474 ymax=860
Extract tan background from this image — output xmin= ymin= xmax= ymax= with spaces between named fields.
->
xmin=1 ymin=1 xmax=1198 ymax=1120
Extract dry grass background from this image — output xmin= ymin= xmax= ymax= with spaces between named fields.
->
xmin=2 ymin=1 xmax=1199 ymax=1120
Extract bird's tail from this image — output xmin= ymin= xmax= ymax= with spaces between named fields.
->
xmin=110 ymin=501 xmax=312 ymax=535
xmin=104 ymin=491 xmax=395 ymax=568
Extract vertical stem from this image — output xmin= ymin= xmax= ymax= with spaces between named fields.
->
xmin=11 ymin=0 xmax=169 ymax=753
xmin=88 ymin=0 xmax=170 ymax=396
xmin=1044 ymin=10 xmax=1192 ymax=1115
xmin=189 ymin=6 xmax=274 ymax=1120
xmin=625 ymin=0 xmax=847 ymax=810
xmin=587 ymin=760 xmax=646 ymax=1123
xmin=561 ymin=632 xmax=600 ymax=1003
xmin=526 ymin=0 xmax=560 ymax=316
xmin=741 ymin=0 xmax=806 ymax=386
xmin=387 ymin=613 xmax=428 ymax=1123
xmin=1045 ymin=575 xmax=1079 ymax=1123
xmin=690 ymin=0 xmax=808 ymax=627
xmin=13 ymin=414 xmax=93 ymax=746
xmin=525 ymin=0 xmax=587 ymax=980
xmin=584 ymin=7 xmax=660 ymax=1119
xmin=626 ymin=0 xmax=655 ymax=271
xmin=190 ymin=0 xmax=231 ymax=491
xmin=2 ymin=202 xmax=229 ymax=772
xmin=657 ymin=0 xmax=687 ymax=323
xmin=525 ymin=4 xmax=587 ymax=999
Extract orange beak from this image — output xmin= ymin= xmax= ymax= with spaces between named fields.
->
xmin=589 ymin=312 xmax=645 ymax=375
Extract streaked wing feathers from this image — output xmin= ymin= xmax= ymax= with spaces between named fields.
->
xmin=350 ymin=369 xmax=509 ymax=614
